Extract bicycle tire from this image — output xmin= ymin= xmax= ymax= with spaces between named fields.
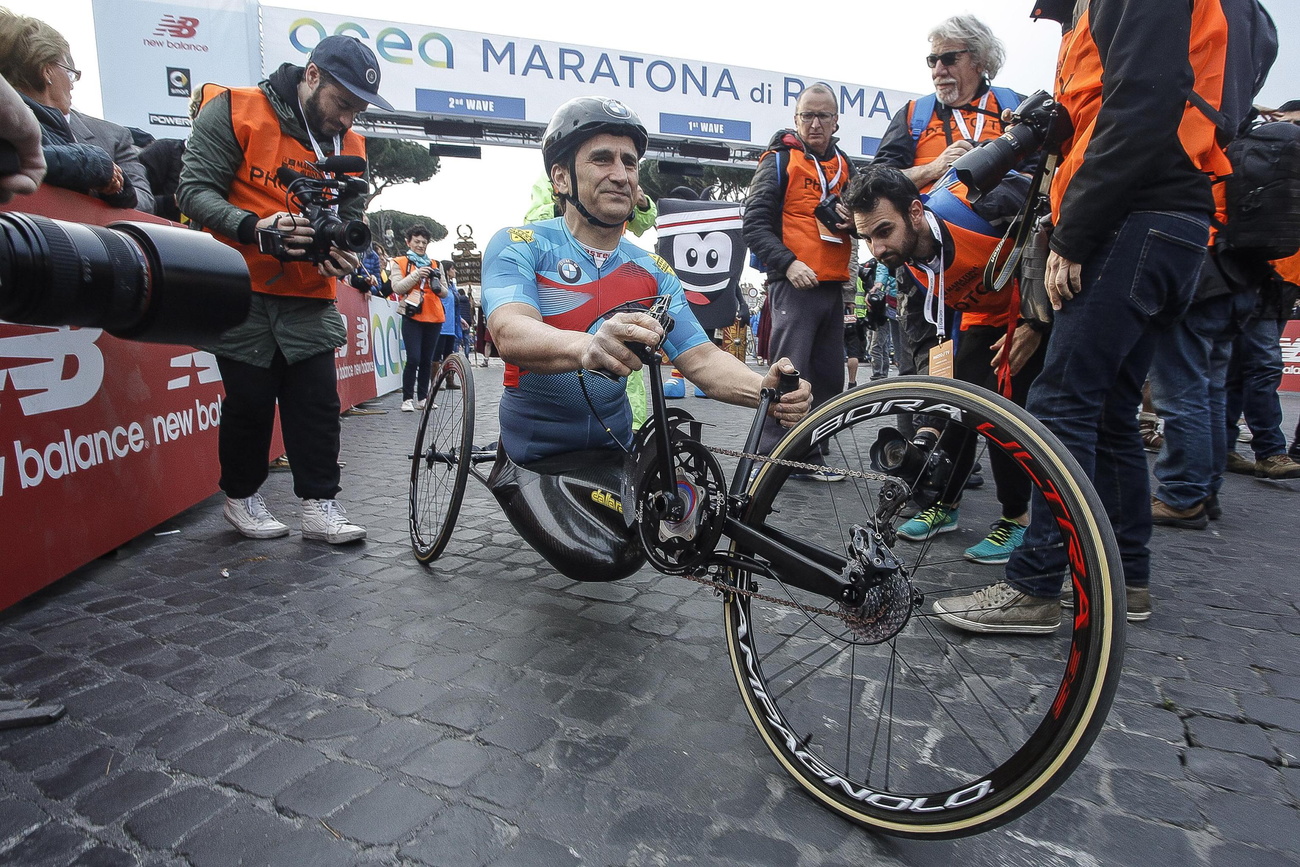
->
xmin=723 ymin=376 xmax=1124 ymax=838
xmin=409 ymin=352 xmax=474 ymax=564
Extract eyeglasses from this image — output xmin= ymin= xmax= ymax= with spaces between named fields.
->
xmin=796 ymin=111 xmax=836 ymax=125
xmin=925 ymin=49 xmax=970 ymax=68
xmin=56 ymin=61 xmax=81 ymax=83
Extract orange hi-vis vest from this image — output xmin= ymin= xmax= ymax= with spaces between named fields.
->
xmin=1050 ymin=0 xmax=1230 ymax=228
xmin=765 ymin=141 xmax=852 ymax=282
xmin=906 ymin=88 xmax=1019 ymax=193
xmin=906 ymin=189 xmax=1014 ymax=330
xmin=391 ymin=256 xmax=447 ymax=325
xmin=1273 ymin=250 xmax=1300 ymax=288
xmin=200 ymin=84 xmax=366 ymax=299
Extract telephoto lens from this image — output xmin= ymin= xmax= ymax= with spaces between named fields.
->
xmin=0 ymin=213 xmax=252 ymax=345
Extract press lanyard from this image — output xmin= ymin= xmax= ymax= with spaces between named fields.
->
xmin=916 ymin=211 xmax=947 ymax=339
xmin=811 ymin=150 xmax=844 ymax=200
xmin=811 ymin=150 xmax=845 ymax=242
xmin=950 ymin=91 xmax=991 ymax=142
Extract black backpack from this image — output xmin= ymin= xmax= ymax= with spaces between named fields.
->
xmin=1184 ymin=0 xmax=1293 ymax=259
xmin=1219 ymin=121 xmax=1300 ymax=260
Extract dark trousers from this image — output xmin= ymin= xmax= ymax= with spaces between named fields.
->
xmin=217 ymin=350 xmax=341 ymax=501
xmin=1006 ymin=211 xmax=1209 ymax=594
xmin=402 ymin=318 xmax=443 ymax=401
xmin=934 ymin=323 xmax=1047 ymax=516
xmin=758 ymin=277 xmax=846 ymax=458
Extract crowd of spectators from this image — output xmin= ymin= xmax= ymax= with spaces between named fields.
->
xmin=2 ymin=3 xmax=1296 ymax=624
xmin=742 ymin=4 xmax=1298 ymax=632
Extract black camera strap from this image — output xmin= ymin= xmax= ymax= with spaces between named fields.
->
xmin=982 ymin=152 xmax=1058 ymax=294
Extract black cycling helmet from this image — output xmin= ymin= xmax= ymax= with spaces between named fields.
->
xmin=542 ymin=97 xmax=649 ymax=229
xmin=542 ymin=96 xmax=649 ymax=169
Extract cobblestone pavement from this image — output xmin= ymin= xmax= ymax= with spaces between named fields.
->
xmin=2 ymin=360 xmax=1298 ymax=867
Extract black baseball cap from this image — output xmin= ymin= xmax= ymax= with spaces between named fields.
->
xmin=308 ymin=35 xmax=395 ymax=112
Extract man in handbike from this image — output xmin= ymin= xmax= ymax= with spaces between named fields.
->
xmin=479 ymin=96 xmax=811 ymax=581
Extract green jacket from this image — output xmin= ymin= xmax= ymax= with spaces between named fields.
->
xmin=524 ymin=172 xmax=658 ymax=237
xmin=177 ymin=63 xmax=363 ymax=366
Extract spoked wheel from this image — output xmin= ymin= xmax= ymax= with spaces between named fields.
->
xmin=724 ymin=377 xmax=1124 ymax=838
xmin=409 ymin=352 xmax=474 ymax=563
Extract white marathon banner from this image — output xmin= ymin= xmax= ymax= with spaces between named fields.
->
xmin=259 ymin=7 xmax=917 ymax=158
xmin=369 ymin=296 xmax=406 ymax=397
xmin=92 ymin=0 xmax=261 ymax=139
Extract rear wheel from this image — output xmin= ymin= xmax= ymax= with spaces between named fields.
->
xmin=409 ymin=353 xmax=474 ymax=563
xmin=723 ymin=376 xmax=1124 ymax=838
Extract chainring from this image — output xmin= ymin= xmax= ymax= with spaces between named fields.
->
xmin=635 ymin=439 xmax=728 ymax=573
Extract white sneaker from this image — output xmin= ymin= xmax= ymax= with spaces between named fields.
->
xmin=401 ymin=399 xmax=415 ymax=412
xmin=301 ymin=499 xmax=367 ymax=544
xmin=415 ymin=398 xmax=435 ymax=410
xmin=224 ymin=494 xmax=290 ymax=539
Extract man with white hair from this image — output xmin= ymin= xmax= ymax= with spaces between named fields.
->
xmin=874 ymin=15 xmax=1025 ymax=194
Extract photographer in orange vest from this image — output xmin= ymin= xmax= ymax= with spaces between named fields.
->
xmin=178 ymin=36 xmax=393 ymax=545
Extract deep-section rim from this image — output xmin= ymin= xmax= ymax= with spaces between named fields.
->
xmin=725 ymin=376 xmax=1124 ymax=838
xmin=409 ymin=352 xmax=474 ymax=564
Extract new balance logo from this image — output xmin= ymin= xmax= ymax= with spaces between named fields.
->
xmin=0 ymin=328 xmax=105 ymax=417
xmin=154 ymin=15 xmax=199 ymax=39
xmin=167 ymin=351 xmax=221 ymax=390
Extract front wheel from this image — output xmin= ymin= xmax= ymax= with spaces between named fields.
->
xmin=409 ymin=352 xmax=474 ymax=564
xmin=723 ymin=377 xmax=1124 ymax=838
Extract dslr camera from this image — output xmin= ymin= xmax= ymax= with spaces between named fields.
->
xmin=814 ymin=195 xmax=845 ymax=234
xmin=1 ymin=212 xmax=251 ymax=345
xmin=952 ymin=90 xmax=1073 ymax=201
xmin=869 ymin=427 xmax=956 ymax=508
xmin=257 ymin=155 xmax=371 ymax=265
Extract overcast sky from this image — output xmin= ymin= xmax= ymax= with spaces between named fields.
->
xmin=8 ymin=0 xmax=1298 ymax=266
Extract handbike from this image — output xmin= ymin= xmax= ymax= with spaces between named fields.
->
xmin=407 ymin=297 xmax=1125 ymax=839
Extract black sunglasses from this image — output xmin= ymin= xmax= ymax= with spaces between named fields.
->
xmin=925 ymin=49 xmax=970 ymax=68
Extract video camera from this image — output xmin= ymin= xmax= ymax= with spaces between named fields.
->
xmin=1 ymin=211 xmax=251 ymax=345
xmin=953 ymin=91 xmax=1073 ymax=202
xmin=257 ymin=155 xmax=371 ymax=265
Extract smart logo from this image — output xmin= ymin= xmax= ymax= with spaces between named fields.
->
xmin=167 ymin=67 xmax=191 ymax=98
xmin=155 ymin=15 xmax=199 ymax=39
xmin=288 ymin=19 xmax=453 ymax=68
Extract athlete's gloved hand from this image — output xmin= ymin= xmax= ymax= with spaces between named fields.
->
xmin=582 ymin=311 xmax=665 ymax=377
xmin=761 ymin=358 xmax=812 ymax=427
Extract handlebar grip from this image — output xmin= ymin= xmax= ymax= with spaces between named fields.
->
xmin=624 ymin=315 xmax=672 ymax=365
xmin=778 ymin=369 xmax=802 ymax=395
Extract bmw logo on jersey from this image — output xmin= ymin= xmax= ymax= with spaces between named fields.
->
xmin=557 ymin=259 xmax=583 ymax=284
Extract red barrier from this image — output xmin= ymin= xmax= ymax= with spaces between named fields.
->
xmin=1283 ymin=319 xmax=1300 ymax=394
xmin=1 ymin=187 xmax=378 ymax=611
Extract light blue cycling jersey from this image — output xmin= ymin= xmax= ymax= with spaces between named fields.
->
xmin=481 ymin=217 xmax=710 ymax=464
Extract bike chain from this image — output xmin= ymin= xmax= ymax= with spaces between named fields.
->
xmin=679 ymin=565 xmax=860 ymax=622
xmin=702 ymin=445 xmax=899 ymax=484
xmin=676 ymin=445 xmax=912 ymax=635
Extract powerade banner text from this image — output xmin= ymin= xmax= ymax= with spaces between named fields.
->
xmin=260 ymin=7 xmax=915 ymax=157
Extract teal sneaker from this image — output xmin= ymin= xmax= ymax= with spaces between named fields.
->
xmin=897 ymin=505 xmax=959 ymax=541
xmin=963 ymin=518 xmax=1027 ymax=565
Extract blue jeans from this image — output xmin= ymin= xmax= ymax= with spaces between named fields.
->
xmin=870 ymin=318 xmax=900 ymax=380
xmin=1149 ymin=289 xmax=1256 ymax=509
xmin=1006 ymin=211 xmax=1209 ymax=595
xmin=1225 ymin=316 xmax=1289 ymax=459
